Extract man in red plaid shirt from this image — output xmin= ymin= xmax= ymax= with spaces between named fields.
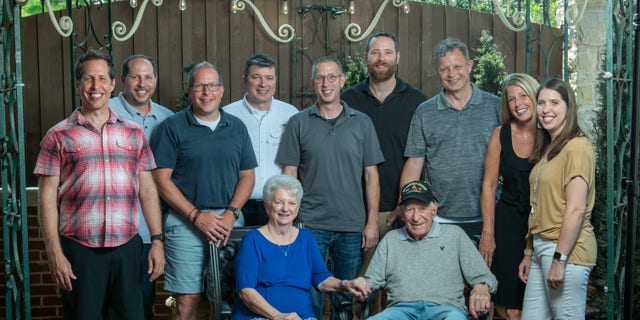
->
xmin=34 ymin=49 xmax=165 ymax=319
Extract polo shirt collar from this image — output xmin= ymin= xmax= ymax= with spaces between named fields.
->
xmin=358 ymin=76 xmax=408 ymax=98
xmin=308 ymin=100 xmax=357 ymax=118
xmin=115 ymin=91 xmax=158 ymax=119
xmin=399 ymin=220 xmax=442 ymax=242
xmin=436 ymin=83 xmax=483 ymax=111
xmin=185 ymin=105 xmax=230 ymax=127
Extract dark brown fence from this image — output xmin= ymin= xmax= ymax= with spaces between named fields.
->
xmin=22 ymin=0 xmax=560 ymax=187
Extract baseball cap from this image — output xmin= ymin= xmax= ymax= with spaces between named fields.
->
xmin=400 ymin=180 xmax=437 ymax=205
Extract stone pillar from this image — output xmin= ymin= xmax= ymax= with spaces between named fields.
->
xmin=568 ymin=0 xmax=607 ymax=137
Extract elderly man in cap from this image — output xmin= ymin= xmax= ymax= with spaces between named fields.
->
xmin=349 ymin=181 xmax=497 ymax=320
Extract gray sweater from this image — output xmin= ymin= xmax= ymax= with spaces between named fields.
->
xmin=364 ymin=222 xmax=498 ymax=313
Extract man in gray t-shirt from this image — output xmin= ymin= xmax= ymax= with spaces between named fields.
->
xmin=400 ymin=38 xmax=500 ymax=241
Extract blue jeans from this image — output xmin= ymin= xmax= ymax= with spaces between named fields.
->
xmin=140 ymin=244 xmax=156 ymax=320
xmin=368 ymin=301 xmax=467 ymax=320
xmin=308 ymin=228 xmax=362 ymax=320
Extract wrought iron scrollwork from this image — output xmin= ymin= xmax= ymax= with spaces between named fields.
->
xmin=2 ymin=2 xmax=30 ymax=319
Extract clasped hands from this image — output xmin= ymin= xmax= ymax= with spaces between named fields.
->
xmin=194 ymin=210 xmax=235 ymax=246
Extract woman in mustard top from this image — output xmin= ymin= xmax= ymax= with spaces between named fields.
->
xmin=518 ymin=79 xmax=596 ymax=319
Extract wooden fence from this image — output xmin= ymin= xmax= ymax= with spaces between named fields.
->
xmin=22 ymin=0 xmax=560 ymax=185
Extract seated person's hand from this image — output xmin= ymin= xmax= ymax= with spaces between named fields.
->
xmin=468 ymin=282 xmax=491 ymax=319
xmin=344 ymin=277 xmax=372 ymax=301
xmin=272 ymin=312 xmax=301 ymax=320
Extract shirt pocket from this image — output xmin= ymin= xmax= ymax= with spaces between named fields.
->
xmin=114 ymin=139 xmax=140 ymax=168
xmin=268 ymin=125 xmax=286 ymax=145
xmin=62 ymin=141 xmax=93 ymax=171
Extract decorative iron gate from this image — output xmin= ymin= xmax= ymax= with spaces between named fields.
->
xmin=606 ymin=0 xmax=639 ymax=319
xmin=1 ymin=1 xmax=30 ymax=319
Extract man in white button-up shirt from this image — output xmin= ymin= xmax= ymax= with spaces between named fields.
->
xmin=224 ymin=53 xmax=298 ymax=226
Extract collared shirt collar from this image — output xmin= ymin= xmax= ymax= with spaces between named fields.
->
xmin=185 ymin=105 xmax=229 ymax=127
xmin=115 ymin=92 xmax=158 ymax=118
xmin=399 ymin=220 xmax=442 ymax=242
xmin=436 ymin=83 xmax=483 ymax=111
xmin=70 ymin=107 xmax=121 ymax=127
xmin=358 ymin=75 xmax=408 ymax=97
xmin=308 ymin=100 xmax=357 ymax=118
xmin=241 ymin=93 xmax=273 ymax=114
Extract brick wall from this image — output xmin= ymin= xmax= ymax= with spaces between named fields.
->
xmin=0 ymin=205 xmax=174 ymax=320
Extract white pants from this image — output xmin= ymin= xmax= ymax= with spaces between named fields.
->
xmin=521 ymin=235 xmax=592 ymax=319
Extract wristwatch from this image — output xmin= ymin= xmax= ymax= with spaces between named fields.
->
xmin=226 ymin=205 xmax=242 ymax=220
xmin=553 ymin=251 xmax=568 ymax=262
xmin=150 ymin=233 xmax=165 ymax=242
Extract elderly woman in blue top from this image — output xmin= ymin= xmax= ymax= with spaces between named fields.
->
xmin=231 ymin=174 xmax=365 ymax=320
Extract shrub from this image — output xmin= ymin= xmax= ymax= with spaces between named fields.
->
xmin=473 ymin=30 xmax=506 ymax=96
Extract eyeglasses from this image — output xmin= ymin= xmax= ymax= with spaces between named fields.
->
xmin=312 ymin=74 xmax=341 ymax=83
xmin=191 ymin=83 xmax=223 ymax=92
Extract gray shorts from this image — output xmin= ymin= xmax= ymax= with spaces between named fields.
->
xmin=163 ymin=208 xmax=242 ymax=296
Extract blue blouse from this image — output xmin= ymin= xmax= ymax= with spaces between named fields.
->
xmin=231 ymin=228 xmax=332 ymax=319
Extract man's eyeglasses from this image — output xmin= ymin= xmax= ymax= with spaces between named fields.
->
xmin=191 ymin=83 xmax=223 ymax=92
xmin=312 ymin=74 xmax=341 ymax=83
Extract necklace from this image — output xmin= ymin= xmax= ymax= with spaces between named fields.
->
xmin=267 ymin=224 xmax=292 ymax=256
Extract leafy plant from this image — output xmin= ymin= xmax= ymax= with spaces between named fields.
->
xmin=473 ymin=29 xmax=506 ymax=96
xmin=176 ymin=63 xmax=195 ymax=109
xmin=343 ymin=55 xmax=368 ymax=89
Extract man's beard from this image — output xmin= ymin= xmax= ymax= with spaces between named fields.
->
xmin=367 ymin=61 xmax=397 ymax=82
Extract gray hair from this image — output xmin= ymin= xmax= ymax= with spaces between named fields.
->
xmin=433 ymin=37 xmax=470 ymax=70
xmin=187 ymin=61 xmax=223 ymax=86
xmin=311 ymin=56 xmax=343 ymax=78
xmin=263 ymin=174 xmax=304 ymax=205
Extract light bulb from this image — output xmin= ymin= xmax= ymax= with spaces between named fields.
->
xmin=282 ymin=0 xmax=288 ymax=15
xmin=130 ymin=0 xmax=138 ymax=8
xmin=403 ymin=1 xmax=410 ymax=14
xmin=179 ymin=0 xmax=187 ymax=11
xmin=348 ymin=0 xmax=355 ymax=15
xmin=232 ymin=0 xmax=238 ymax=14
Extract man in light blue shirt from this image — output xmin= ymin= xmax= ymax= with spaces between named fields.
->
xmin=224 ymin=53 xmax=298 ymax=226
xmin=109 ymin=54 xmax=173 ymax=320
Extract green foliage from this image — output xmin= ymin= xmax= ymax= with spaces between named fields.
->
xmin=21 ymin=0 xmax=63 ymax=17
xmin=472 ymin=30 xmax=506 ymax=96
xmin=343 ymin=55 xmax=368 ymax=89
xmin=176 ymin=63 xmax=196 ymax=109
xmin=21 ymin=0 xmax=130 ymax=17
xmin=411 ymin=0 xmax=557 ymax=26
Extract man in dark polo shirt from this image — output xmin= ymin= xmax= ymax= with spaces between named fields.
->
xmin=342 ymin=31 xmax=428 ymax=315
xmin=150 ymin=61 xmax=257 ymax=319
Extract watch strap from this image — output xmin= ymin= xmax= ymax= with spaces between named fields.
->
xmin=150 ymin=233 xmax=165 ymax=242
xmin=226 ymin=205 xmax=241 ymax=220
xmin=553 ymin=251 xmax=568 ymax=262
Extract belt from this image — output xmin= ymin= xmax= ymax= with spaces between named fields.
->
xmin=244 ymin=199 xmax=264 ymax=210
